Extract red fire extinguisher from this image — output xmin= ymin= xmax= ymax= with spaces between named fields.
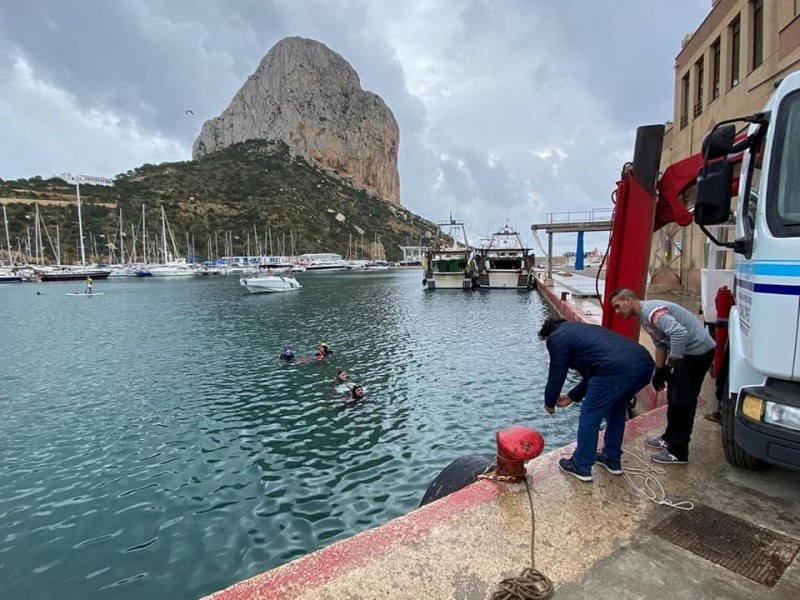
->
xmin=712 ymin=286 xmax=735 ymax=377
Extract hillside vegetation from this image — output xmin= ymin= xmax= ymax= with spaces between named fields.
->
xmin=0 ymin=141 xmax=438 ymax=263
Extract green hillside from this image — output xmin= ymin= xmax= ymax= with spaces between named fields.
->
xmin=0 ymin=140 xmax=438 ymax=264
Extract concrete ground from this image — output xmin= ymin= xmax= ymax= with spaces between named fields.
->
xmin=204 ymin=276 xmax=800 ymax=600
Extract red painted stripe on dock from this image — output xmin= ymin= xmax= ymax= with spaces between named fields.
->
xmin=208 ymin=479 xmax=504 ymax=599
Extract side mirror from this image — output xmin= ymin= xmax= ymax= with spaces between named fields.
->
xmin=694 ymin=160 xmax=733 ymax=225
xmin=701 ymin=124 xmax=736 ymax=160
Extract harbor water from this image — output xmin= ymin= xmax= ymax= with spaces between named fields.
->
xmin=0 ymin=271 xmax=580 ymax=599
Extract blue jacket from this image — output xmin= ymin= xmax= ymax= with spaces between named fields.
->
xmin=544 ymin=321 xmax=654 ymax=407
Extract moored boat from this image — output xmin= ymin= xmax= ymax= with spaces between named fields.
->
xmin=240 ymin=273 xmax=302 ymax=293
xmin=475 ymin=224 xmax=535 ymax=290
xmin=39 ymin=266 xmax=112 ymax=281
xmin=0 ymin=267 xmax=23 ymax=283
xmin=423 ymin=218 xmax=476 ymax=290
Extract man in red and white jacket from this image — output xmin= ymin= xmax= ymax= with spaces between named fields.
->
xmin=610 ymin=288 xmax=715 ymax=465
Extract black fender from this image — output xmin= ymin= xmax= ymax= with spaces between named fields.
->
xmin=418 ymin=454 xmax=495 ymax=507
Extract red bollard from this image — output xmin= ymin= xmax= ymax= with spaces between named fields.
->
xmin=712 ymin=286 xmax=735 ymax=377
xmin=495 ymin=426 xmax=545 ymax=482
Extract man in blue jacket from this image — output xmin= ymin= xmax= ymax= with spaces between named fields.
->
xmin=539 ymin=317 xmax=655 ymax=481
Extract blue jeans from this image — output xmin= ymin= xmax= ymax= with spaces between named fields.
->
xmin=572 ymin=362 xmax=654 ymax=474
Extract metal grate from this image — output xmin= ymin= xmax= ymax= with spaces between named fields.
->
xmin=652 ymin=503 xmax=800 ymax=587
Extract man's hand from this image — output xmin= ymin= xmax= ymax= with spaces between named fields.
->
xmin=651 ymin=365 xmax=674 ymax=392
xmin=556 ymin=393 xmax=572 ymax=408
xmin=543 ymin=404 xmax=555 ymax=415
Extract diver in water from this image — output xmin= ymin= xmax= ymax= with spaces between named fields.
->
xmin=314 ymin=342 xmax=333 ymax=360
xmin=278 ymin=347 xmax=296 ymax=362
xmin=332 ymin=369 xmax=349 ymax=385
xmin=340 ymin=383 xmax=367 ymax=407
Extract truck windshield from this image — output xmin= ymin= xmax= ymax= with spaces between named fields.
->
xmin=768 ymin=90 xmax=800 ymax=235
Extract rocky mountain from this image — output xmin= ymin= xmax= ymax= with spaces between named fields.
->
xmin=0 ymin=141 xmax=435 ymax=265
xmin=193 ymin=37 xmax=400 ymax=205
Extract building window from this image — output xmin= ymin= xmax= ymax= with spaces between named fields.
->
xmin=680 ymin=73 xmax=690 ymax=129
xmin=752 ymin=0 xmax=763 ymax=70
xmin=694 ymin=57 xmax=704 ymax=117
xmin=711 ymin=38 xmax=721 ymax=101
xmin=730 ymin=15 xmax=741 ymax=88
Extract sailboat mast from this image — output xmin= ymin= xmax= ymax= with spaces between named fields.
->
xmin=142 ymin=204 xmax=147 ymax=263
xmin=2 ymin=204 xmax=11 ymax=265
xmin=76 ymin=181 xmax=86 ymax=266
xmin=119 ymin=208 xmax=124 ymax=264
xmin=161 ymin=205 xmax=168 ymax=262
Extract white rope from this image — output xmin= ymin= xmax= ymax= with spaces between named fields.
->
xmin=528 ymin=408 xmax=693 ymax=511
xmin=620 ymin=447 xmax=694 ymax=511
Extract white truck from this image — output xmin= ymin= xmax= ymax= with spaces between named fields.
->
xmin=694 ymin=70 xmax=800 ymax=470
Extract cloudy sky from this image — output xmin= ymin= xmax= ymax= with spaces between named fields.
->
xmin=0 ymin=0 xmax=711 ymax=254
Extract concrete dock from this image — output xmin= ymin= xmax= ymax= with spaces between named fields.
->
xmin=205 ymin=274 xmax=800 ymax=600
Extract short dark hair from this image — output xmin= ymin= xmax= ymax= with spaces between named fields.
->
xmin=538 ymin=316 xmax=566 ymax=340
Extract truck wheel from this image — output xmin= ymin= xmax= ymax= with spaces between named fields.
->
xmin=720 ymin=394 xmax=765 ymax=470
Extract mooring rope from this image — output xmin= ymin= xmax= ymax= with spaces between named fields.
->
xmin=491 ymin=476 xmax=554 ymax=600
xmin=620 ymin=447 xmax=694 ymax=511
xmin=529 ymin=407 xmax=693 ymax=511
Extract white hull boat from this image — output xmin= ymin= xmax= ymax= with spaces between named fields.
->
xmin=476 ymin=224 xmax=534 ymax=290
xmin=423 ymin=218 xmax=476 ymax=290
xmin=240 ymin=274 xmax=302 ymax=293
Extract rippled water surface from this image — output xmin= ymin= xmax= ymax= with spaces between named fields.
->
xmin=0 ymin=272 xmax=579 ymax=599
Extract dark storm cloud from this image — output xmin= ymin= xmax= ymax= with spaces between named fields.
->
xmin=0 ymin=0 xmax=712 ymax=252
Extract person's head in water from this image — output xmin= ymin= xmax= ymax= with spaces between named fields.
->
xmin=351 ymin=384 xmax=365 ymax=399
xmin=335 ymin=369 xmax=348 ymax=382
xmin=279 ymin=347 xmax=295 ymax=361
xmin=538 ymin=316 xmax=566 ymax=340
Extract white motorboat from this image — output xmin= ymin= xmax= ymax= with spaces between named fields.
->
xmin=240 ymin=274 xmax=302 ymax=293
xmin=297 ymin=253 xmax=350 ymax=272
xmin=0 ymin=267 xmax=22 ymax=284
xmin=146 ymin=260 xmax=195 ymax=277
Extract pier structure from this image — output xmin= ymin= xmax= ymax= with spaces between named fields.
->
xmin=531 ymin=208 xmax=612 ymax=281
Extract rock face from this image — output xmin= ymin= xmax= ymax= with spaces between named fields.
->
xmin=193 ymin=37 xmax=400 ymax=205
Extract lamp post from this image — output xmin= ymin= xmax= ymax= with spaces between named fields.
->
xmin=58 ymin=173 xmax=113 ymax=266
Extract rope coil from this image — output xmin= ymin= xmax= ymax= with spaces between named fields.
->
xmin=491 ymin=476 xmax=554 ymax=600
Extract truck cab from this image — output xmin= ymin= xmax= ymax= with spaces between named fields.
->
xmin=695 ymin=70 xmax=800 ymax=469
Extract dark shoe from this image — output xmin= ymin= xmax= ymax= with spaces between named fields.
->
xmin=595 ymin=453 xmax=623 ymax=475
xmin=644 ymin=435 xmax=668 ymax=449
xmin=559 ymin=458 xmax=593 ymax=482
xmin=650 ymin=449 xmax=688 ymax=465
xmin=704 ymin=412 xmax=722 ymax=423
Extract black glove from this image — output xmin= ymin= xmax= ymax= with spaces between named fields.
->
xmin=651 ymin=365 xmax=674 ymax=392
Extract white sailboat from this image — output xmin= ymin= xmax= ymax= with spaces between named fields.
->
xmin=42 ymin=173 xmax=113 ymax=281
xmin=144 ymin=206 xmax=194 ymax=277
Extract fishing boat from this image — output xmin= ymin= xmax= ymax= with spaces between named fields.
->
xmin=475 ymin=224 xmax=535 ymax=290
xmin=423 ymin=218 xmax=476 ymax=290
xmin=240 ymin=273 xmax=302 ymax=293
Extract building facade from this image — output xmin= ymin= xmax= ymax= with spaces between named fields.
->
xmin=651 ymin=0 xmax=800 ymax=294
